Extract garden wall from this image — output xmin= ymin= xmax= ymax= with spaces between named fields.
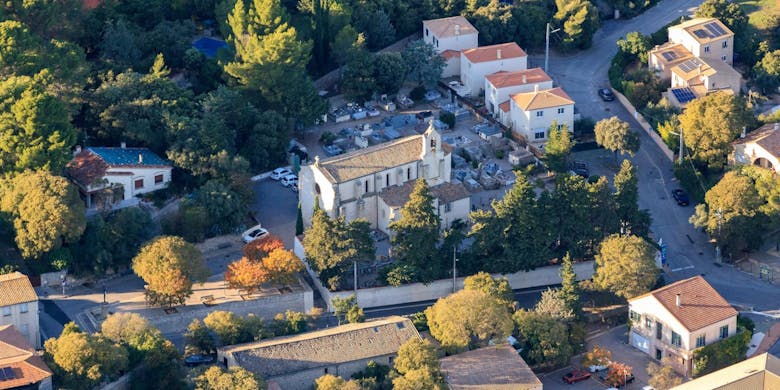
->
xmin=294 ymin=237 xmax=594 ymax=312
xmin=611 ymin=88 xmax=674 ymax=162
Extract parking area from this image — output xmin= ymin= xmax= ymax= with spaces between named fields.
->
xmin=541 ymin=326 xmax=655 ymax=390
xmin=251 ymin=178 xmax=299 ymax=249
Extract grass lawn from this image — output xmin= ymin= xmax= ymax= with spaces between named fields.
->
xmin=735 ymin=0 xmax=779 ymax=30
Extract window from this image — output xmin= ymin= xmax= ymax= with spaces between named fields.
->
xmin=154 ymin=174 xmax=163 ymax=184
xmin=19 ymin=303 xmax=27 ymax=313
xmin=386 ymin=174 xmax=390 ymax=187
xmin=444 ymin=202 xmax=451 ymax=212
xmin=536 ymin=110 xmax=544 ymax=117
xmin=629 ymin=310 xmax=641 ymax=322
xmin=557 ymin=124 xmax=564 ymax=130
xmin=696 ymin=334 xmax=706 ymax=348
xmin=671 ymin=331 xmax=681 ymax=347
xmin=720 ymin=325 xmax=729 ymax=339
xmin=315 ymin=183 xmax=321 ymax=195
xmin=425 ymin=29 xmax=429 ymax=37
xmin=645 ymin=318 xmax=652 ymax=329
xmin=2 ymin=307 xmax=10 ymax=317
xmin=656 ymin=322 xmax=663 ymax=340
xmin=430 ymin=137 xmax=437 ymax=151
xmin=704 ymin=45 xmax=710 ymax=53
xmin=534 ymin=130 xmax=545 ymax=139
xmin=324 ymin=368 xmax=328 ymax=374
xmin=721 ymin=55 xmax=727 ymax=61
xmin=557 ymin=107 xmax=565 ymax=114
xmin=407 ymin=168 xmax=411 ymax=180
xmin=364 ymin=180 xmax=369 ymax=194
xmin=656 ymin=348 xmax=662 ymax=360
xmin=722 ymin=41 xmax=728 ymax=48
xmin=134 ymin=178 xmax=144 ymax=189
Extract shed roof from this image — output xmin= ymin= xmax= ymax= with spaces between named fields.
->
xmin=462 ymin=43 xmax=526 ymax=64
xmin=511 ymin=87 xmax=574 ymax=111
xmin=440 ymin=345 xmax=542 ymax=389
xmin=0 ymin=273 xmax=37 ymax=307
xmin=422 ymin=16 xmax=477 ymax=38
xmin=220 ymin=316 xmax=420 ymax=378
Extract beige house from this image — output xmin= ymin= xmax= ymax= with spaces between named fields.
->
xmin=649 ymin=42 xmax=694 ymax=80
xmin=508 ymin=87 xmax=575 ymax=143
xmin=300 ymin=123 xmax=469 ymax=234
xmin=440 ymin=345 xmax=542 ymax=389
xmin=0 ymin=273 xmax=39 ymax=349
xmin=460 ymin=43 xmax=528 ymax=97
xmin=667 ymin=18 xmax=734 ymax=65
xmin=0 ymin=325 xmax=53 ymax=390
xmin=218 ymin=316 xmax=420 ymax=390
xmin=730 ymin=122 xmax=780 ymax=173
xmin=627 ymin=276 xmax=738 ymax=376
xmin=671 ymin=352 xmax=780 ymax=389
xmin=484 ymin=68 xmax=553 ymax=116
xmin=422 ymin=16 xmax=478 ymax=78
xmin=377 ymin=181 xmax=470 ymax=233
xmin=670 ymin=57 xmax=741 ymax=95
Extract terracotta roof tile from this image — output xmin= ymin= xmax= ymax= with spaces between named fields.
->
xmin=511 ymin=87 xmax=574 ymax=111
xmin=462 ymin=43 xmax=526 ymax=64
xmin=441 ymin=49 xmax=461 ymax=60
xmin=0 ymin=325 xmax=52 ymax=390
xmin=423 ymin=16 xmax=478 ymax=38
xmin=0 ymin=273 xmax=37 ymax=307
xmin=66 ymin=149 xmax=109 ymax=188
xmin=378 ymin=181 xmax=470 ymax=208
xmin=498 ymin=101 xmax=510 ymax=113
xmin=317 ymin=136 xmax=423 ymax=183
xmin=440 ymin=345 xmax=541 ymax=389
xmin=485 ymin=68 xmax=551 ymax=89
xmin=630 ymin=276 xmax=737 ymax=332
xmin=733 ymin=123 xmax=780 ymax=157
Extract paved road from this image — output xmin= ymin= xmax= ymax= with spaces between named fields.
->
xmin=545 ymin=0 xmax=780 ymax=310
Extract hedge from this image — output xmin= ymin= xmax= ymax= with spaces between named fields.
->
xmin=691 ymin=329 xmax=751 ymax=377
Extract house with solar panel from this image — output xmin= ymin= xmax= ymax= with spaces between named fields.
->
xmin=0 ymin=273 xmax=39 ymax=349
xmin=0 ymin=325 xmax=53 ymax=390
xmin=66 ymin=143 xmax=173 ymax=211
xmin=649 ymin=18 xmax=741 ymax=107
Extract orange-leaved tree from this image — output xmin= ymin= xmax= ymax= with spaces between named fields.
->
xmin=242 ymin=234 xmax=284 ymax=261
xmin=225 ymin=249 xmax=304 ymax=292
xmin=225 ymin=257 xmax=268 ymax=293
xmin=605 ymin=362 xmax=632 ymax=387
xmin=263 ymin=249 xmax=304 ymax=285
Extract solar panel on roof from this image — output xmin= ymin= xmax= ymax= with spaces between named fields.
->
xmin=671 ymin=88 xmax=696 ymax=104
xmin=705 ymin=22 xmax=727 ymax=37
xmin=693 ymin=29 xmax=710 ymax=39
xmin=662 ymin=51 xmax=678 ymax=61
xmin=0 ymin=369 xmax=6 ymax=381
xmin=1 ymin=368 xmax=13 ymax=380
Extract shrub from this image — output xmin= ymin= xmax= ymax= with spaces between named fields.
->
xmin=692 ymin=330 xmax=751 ymax=377
xmin=410 ymin=85 xmax=426 ymax=101
xmin=574 ymin=117 xmax=596 ymax=136
xmin=495 ymin=149 xmax=505 ymax=159
xmin=319 ymin=131 xmax=337 ymax=145
xmin=439 ymin=111 xmax=455 ymax=129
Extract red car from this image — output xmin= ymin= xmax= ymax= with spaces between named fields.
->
xmin=562 ymin=369 xmax=592 ymax=384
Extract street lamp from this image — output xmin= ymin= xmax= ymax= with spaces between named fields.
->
xmin=545 ymin=23 xmax=560 ymax=73
xmin=715 ymin=207 xmax=723 ymax=263
xmin=668 ymin=128 xmax=684 ymax=164
xmin=452 ymin=246 xmax=459 ymax=293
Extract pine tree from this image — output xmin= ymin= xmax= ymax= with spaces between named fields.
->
xmin=559 ymin=252 xmax=581 ymax=316
xmin=544 ymin=121 xmax=575 ymax=173
xmin=614 ymin=159 xmax=644 ymax=235
xmin=389 ymin=179 xmax=441 ymax=283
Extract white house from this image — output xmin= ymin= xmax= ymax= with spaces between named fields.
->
xmin=460 ymin=43 xmax=527 ymax=97
xmin=300 ymin=122 xmax=469 ymax=234
xmin=730 ymin=122 xmax=780 ymax=173
xmin=484 ymin=68 xmax=553 ymax=116
xmin=422 ymin=16 xmax=478 ymax=78
xmin=627 ymin=276 xmax=738 ymax=377
xmin=667 ymin=18 xmax=734 ymax=65
xmin=0 ymin=273 xmax=39 ymax=349
xmin=508 ymin=86 xmax=574 ymax=142
xmin=66 ymin=145 xmax=173 ymax=211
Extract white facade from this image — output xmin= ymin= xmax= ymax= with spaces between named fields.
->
xmin=730 ymin=123 xmax=780 ymax=173
xmin=300 ymin=125 xmax=460 ymax=234
xmin=484 ymin=70 xmax=553 ymax=116
xmin=0 ymin=301 xmax=39 ymax=349
xmin=422 ymin=16 xmax=478 ymax=78
xmin=461 ymin=54 xmax=527 ymax=97
xmin=508 ymin=91 xmax=574 ymax=143
xmin=668 ymin=18 xmax=733 ymax=65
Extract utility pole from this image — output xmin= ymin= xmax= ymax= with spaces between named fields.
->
xmin=353 ymin=261 xmax=358 ymax=293
xmin=545 ymin=23 xmax=560 ymax=73
xmin=678 ymin=127 xmax=684 ymax=164
xmin=452 ymin=246 xmax=458 ymax=293
xmin=715 ymin=208 xmax=723 ymax=263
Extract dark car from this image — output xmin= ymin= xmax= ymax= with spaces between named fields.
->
xmin=598 ymin=88 xmax=615 ymax=101
xmin=563 ymin=369 xmax=591 ymax=384
xmin=672 ymin=189 xmax=690 ymax=206
xmin=184 ymin=354 xmax=215 ymax=366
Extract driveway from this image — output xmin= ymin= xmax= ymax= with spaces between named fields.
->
xmin=251 ymin=178 xmax=300 ymax=249
xmin=543 ymin=0 xmax=780 ymax=311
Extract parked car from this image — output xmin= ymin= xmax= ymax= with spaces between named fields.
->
xmin=270 ymin=167 xmax=292 ymax=180
xmin=290 ymin=184 xmax=298 ymax=193
xmin=242 ymin=224 xmax=269 ymax=243
xmin=281 ymin=174 xmax=298 ymax=187
xmin=184 ymin=354 xmax=215 ymax=366
xmin=587 ymin=362 xmax=609 ymax=372
xmin=562 ymin=369 xmax=591 ymax=384
xmin=672 ymin=189 xmax=689 ymax=206
xmin=598 ymin=88 xmax=615 ymax=101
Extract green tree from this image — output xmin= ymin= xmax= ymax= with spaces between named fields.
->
xmin=594 ymin=116 xmax=640 ymax=162
xmin=315 ymin=374 xmax=361 ymax=390
xmin=393 ymin=338 xmax=439 ymax=375
xmin=0 ymin=0 xmax=83 ymax=39
xmin=389 ymin=179 xmax=441 ymax=283
xmin=372 ymin=52 xmax=407 ymax=94
xmin=617 ymin=31 xmax=652 ymax=63
xmin=100 ymin=313 xmax=152 ymax=345
xmin=540 ymin=175 xmax=591 ymax=258
xmin=0 ymin=170 xmax=86 ymax=259
xmin=98 ymin=19 xmax=144 ymax=70
xmin=296 ymin=203 xmax=304 ymax=235
xmin=513 ymin=309 xmax=574 ymax=366
xmin=341 ymin=47 xmax=377 ymax=103
xmin=191 ymin=180 xmax=247 ymax=235
xmin=132 ymin=236 xmax=209 ymax=307
xmin=534 ymin=288 xmax=574 ymax=321
xmin=203 ymin=311 xmax=254 ymax=346
xmin=468 ymin=172 xmax=550 ymax=273
xmin=352 ymin=7 xmax=396 ymax=50
xmin=678 ymin=92 xmax=753 ymax=170
xmin=425 ymin=289 xmax=514 ymax=353
xmin=555 ymin=0 xmax=600 ymax=50
xmin=0 ymin=74 xmax=77 ymax=175
xmin=402 ymin=40 xmax=445 ymax=87
xmin=690 ymin=171 xmax=766 ymax=258
xmin=614 ymin=160 xmax=650 ymax=236
xmin=184 ymin=319 xmax=216 ymax=356
xmin=586 ymin=176 xmax=620 ymax=245
xmin=194 ymin=366 xmax=265 ymax=390
xmin=469 ymin=1 xmax=516 ymax=45
xmin=331 ymin=294 xmax=364 ymax=325
xmin=544 ymin=122 xmax=575 ymax=173
xmin=592 ymin=234 xmax=659 ymax=299
xmin=559 ymin=253 xmax=581 ymax=315
xmin=463 ymin=272 xmax=514 ymax=308
xmin=72 ymin=207 xmax=154 ymax=275
xmin=754 ymin=50 xmax=780 ymax=94
xmin=332 ymin=24 xmax=360 ymax=65
xmin=392 ymin=368 xmax=444 ymax=390
xmin=44 ymin=323 xmax=129 ymax=390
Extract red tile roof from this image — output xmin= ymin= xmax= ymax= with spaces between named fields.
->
xmin=485 ymin=68 xmax=551 ymax=89
xmin=733 ymin=123 xmax=780 ymax=157
xmin=498 ymin=101 xmax=510 ymax=113
xmin=630 ymin=276 xmax=737 ymax=332
xmin=441 ymin=49 xmax=461 ymax=60
xmin=0 ymin=325 xmax=52 ymax=390
xmin=423 ymin=16 xmax=478 ymax=38
xmin=462 ymin=43 xmax=527 ymax=63
xmin=66 ymin=149 xmax=109 ymax=188
xmin=510 ymin=87 xmax=574 ymax=110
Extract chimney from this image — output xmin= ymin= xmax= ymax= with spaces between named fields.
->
xmin=138 ymin=154 xmax=143 ymax=164
xmin=75 ymin=145 xmax=82 ymax=154
xmin=534 ymin=84 xmax=539 ymax=93
xmin=676 ymin=294 xmax=681 ymax=307
xmin=120 ymin=142 xmax=126 ymax=149
xmin=497 ymin=49 xmax=502 ymax=59
xmin=454 ymin=24 xmax=460 ymax=35
xmin=522 ymin=74 xmax=527 ymax=84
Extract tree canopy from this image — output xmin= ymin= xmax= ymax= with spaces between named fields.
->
xmin=594 ymin=116 xmax=640 ymax=161
xmin=389 ymin=179 xmax=441 ymax=283
xmin=592 ymin=234 xmax=659 ymax=299
xmin=194 ymin=366 xmax=265 ymax=390
xmin=132 ymin=236 xmax=209 ymax=307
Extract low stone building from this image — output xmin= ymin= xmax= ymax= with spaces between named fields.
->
xmin=440 ymin=344 xmax=542 ymax=389
xmin=218 ymin=316 xmax=420 ymax=389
